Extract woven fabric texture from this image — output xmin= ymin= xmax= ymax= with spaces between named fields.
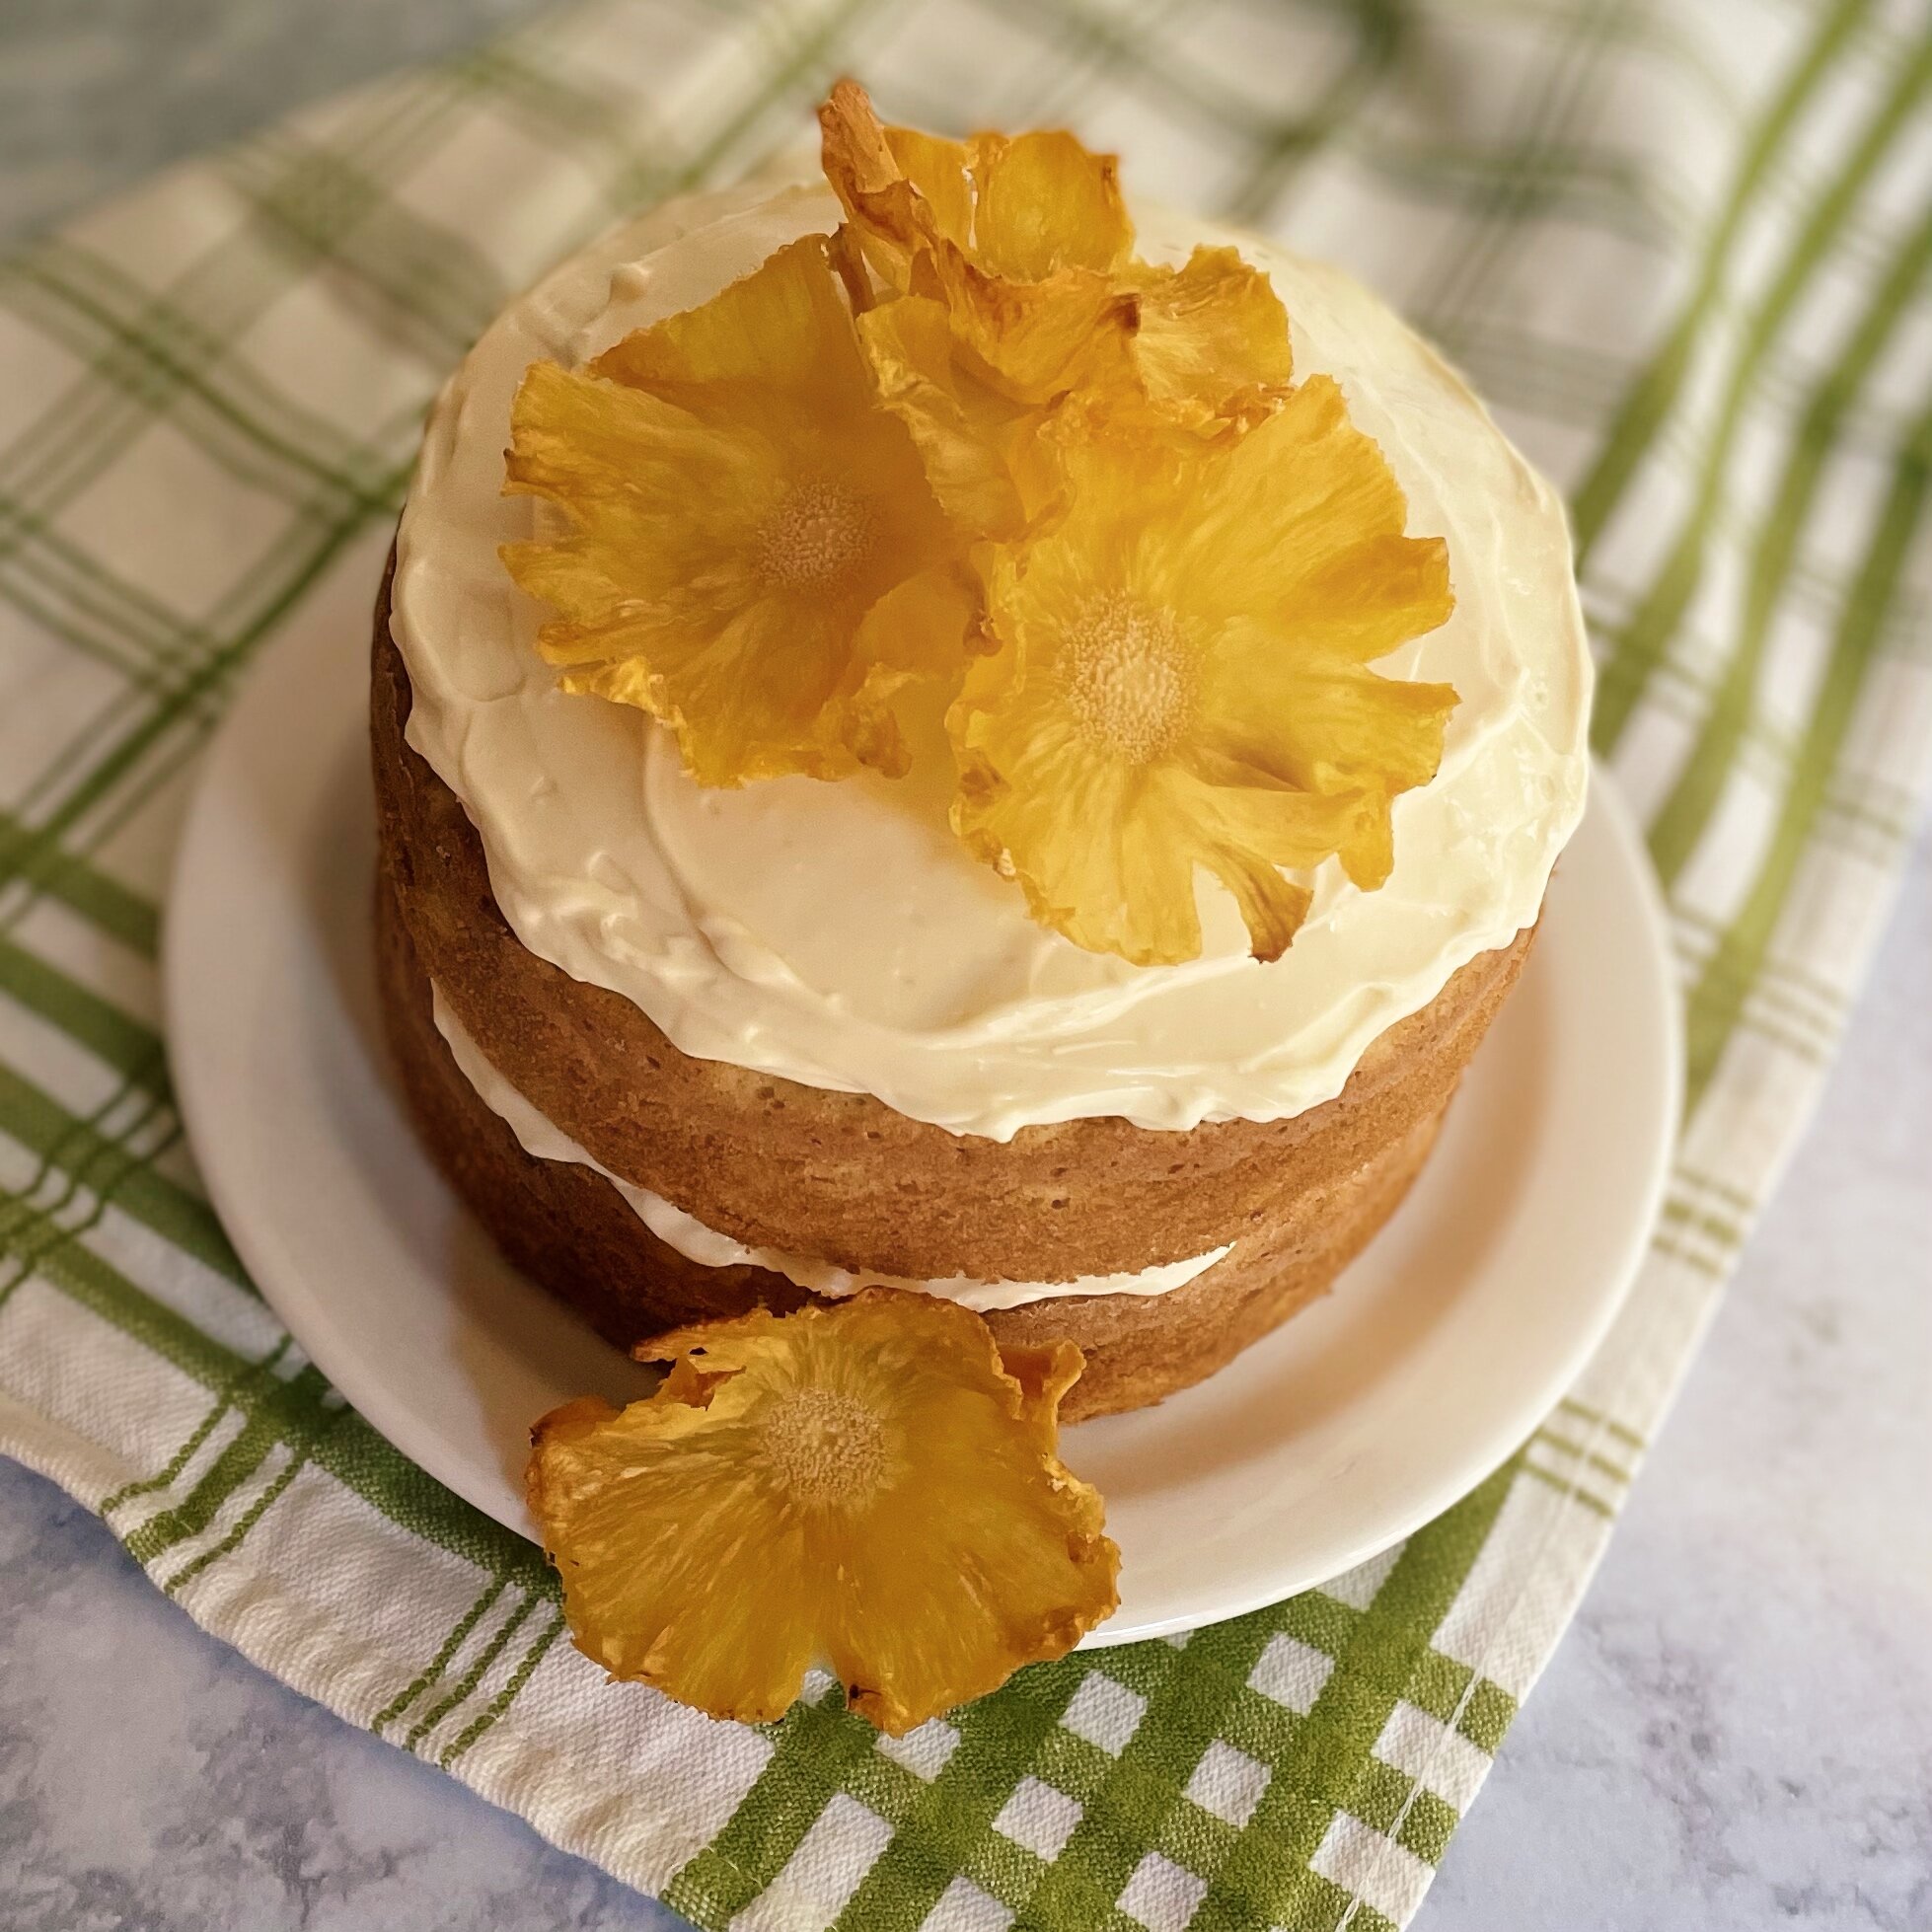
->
xmin=2 ymin=2 xmax=1929 ymax=1926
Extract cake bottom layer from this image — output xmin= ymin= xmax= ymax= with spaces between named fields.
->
xmin=377 ymin=871 xmax=1450 ymax=1420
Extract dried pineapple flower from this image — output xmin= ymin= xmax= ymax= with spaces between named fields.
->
xmin=526 ymin=1292 xmax=1120 ymax=1735
xmin=949 ymin=376 xmax=1459 ymax=966
xmin=500 ymin=234 xmax=974 ymax=786
xmin=819 ymin=81 xmax=1294 ymax=536
xmin=819 ymin=80 xmax=1133 ymax=540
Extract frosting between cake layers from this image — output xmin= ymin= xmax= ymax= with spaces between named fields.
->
xmin=392 ymin=168 xmax=1592 ymax=1142
xmin=428 ymin=983 xmax=1230 ymax=1311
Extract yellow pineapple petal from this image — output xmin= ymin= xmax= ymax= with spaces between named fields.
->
xmin=1161 ymin=769 xmax=1380 ymax=958
xmin=1194 ymin=633 xmax=1457 ymax=803
xmin=554 ymin=596 xmax=915 ymax=785
xmin=1119 ymin=246 xmax=1295 ymax=427
xmin=885 ymin=124 xmax=975 ymax=253
xmin=952 ymin=684 xmax=1206 ymax=966
xmin=968 ymin=128 xmax=1133 ymax=280
xmin=926 ymin=249 xmax=1138 ymax=406
xmin=856 ymin=295 xmax=1030 ymax=539
xmin=856 ymin=564 xmax=987 ymax=680
xmin=1266 ymin=531 xmax=1458 ymax=663
xmin=527 ymin=1386 xmax=817 ymax=1720
xmin=526 ymin=1294 xmax=1119 ymax=1735
xmin=819 ymin=81 xmax=945 ymax=293
xmin=590 ymin=229 xmax=854 ymax=395
xmin=500 ymin=235 xmax=972 ymax=785
xmin=1184 ymin=379 xmax=1453 ymax=632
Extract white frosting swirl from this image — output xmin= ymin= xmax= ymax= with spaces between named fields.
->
xmin=429 ymin=983 xmax=1228 ymax=1311
xmin=393 ymin=171 xmax=1591 ymax=1143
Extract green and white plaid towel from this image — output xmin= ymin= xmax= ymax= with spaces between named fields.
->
xmin=3 ymin=0 xmax=1929 ymax=1925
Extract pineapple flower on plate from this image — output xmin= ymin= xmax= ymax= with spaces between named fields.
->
xmin=526 ymin=1291 xmax=1120 ymax=1735
xmin=501 ymin=233 xmax=975 ymax=784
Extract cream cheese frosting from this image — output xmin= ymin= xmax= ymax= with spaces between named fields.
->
xmin=393 ymin=169 xmax=1592 ymax=1143
xmin=428 ymin=982 xmax=1229 ymax=1311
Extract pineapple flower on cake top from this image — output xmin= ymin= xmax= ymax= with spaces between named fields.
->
xmin=501 ymin=233 xmax=976 ymax=785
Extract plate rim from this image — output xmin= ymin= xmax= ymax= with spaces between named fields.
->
xmin=164 ymin=613 xmax=1681 ymax=1646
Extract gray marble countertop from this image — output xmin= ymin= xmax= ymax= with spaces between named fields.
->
xmin=4 ymin=7 xmax=1930 ymax=1928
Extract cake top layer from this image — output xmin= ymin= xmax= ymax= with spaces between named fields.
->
xmin=392 ymin=169 xmax=1591 ymax=1141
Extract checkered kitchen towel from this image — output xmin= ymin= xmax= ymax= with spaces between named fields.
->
xmin=3 ymin=0 xmax=1931 ymax=1925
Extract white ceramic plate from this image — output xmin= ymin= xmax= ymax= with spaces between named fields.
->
xmin=165 ymin=536 xmax=1680 ymax=1647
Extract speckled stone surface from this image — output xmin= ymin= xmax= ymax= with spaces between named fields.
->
xmin=1423 ymin=833 xmax=1932 ymax=1932
xmin=2 ymin=7 xmax=1929 ymax=1928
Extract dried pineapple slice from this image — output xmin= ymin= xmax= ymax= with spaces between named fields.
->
xmin=526 ymin=1292 xmax=1119 ymax=1734
xmin=950 ymin=376 xmax=1458 ymax=967
xmin=500 ymin=234 xmax=973 ymax=786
